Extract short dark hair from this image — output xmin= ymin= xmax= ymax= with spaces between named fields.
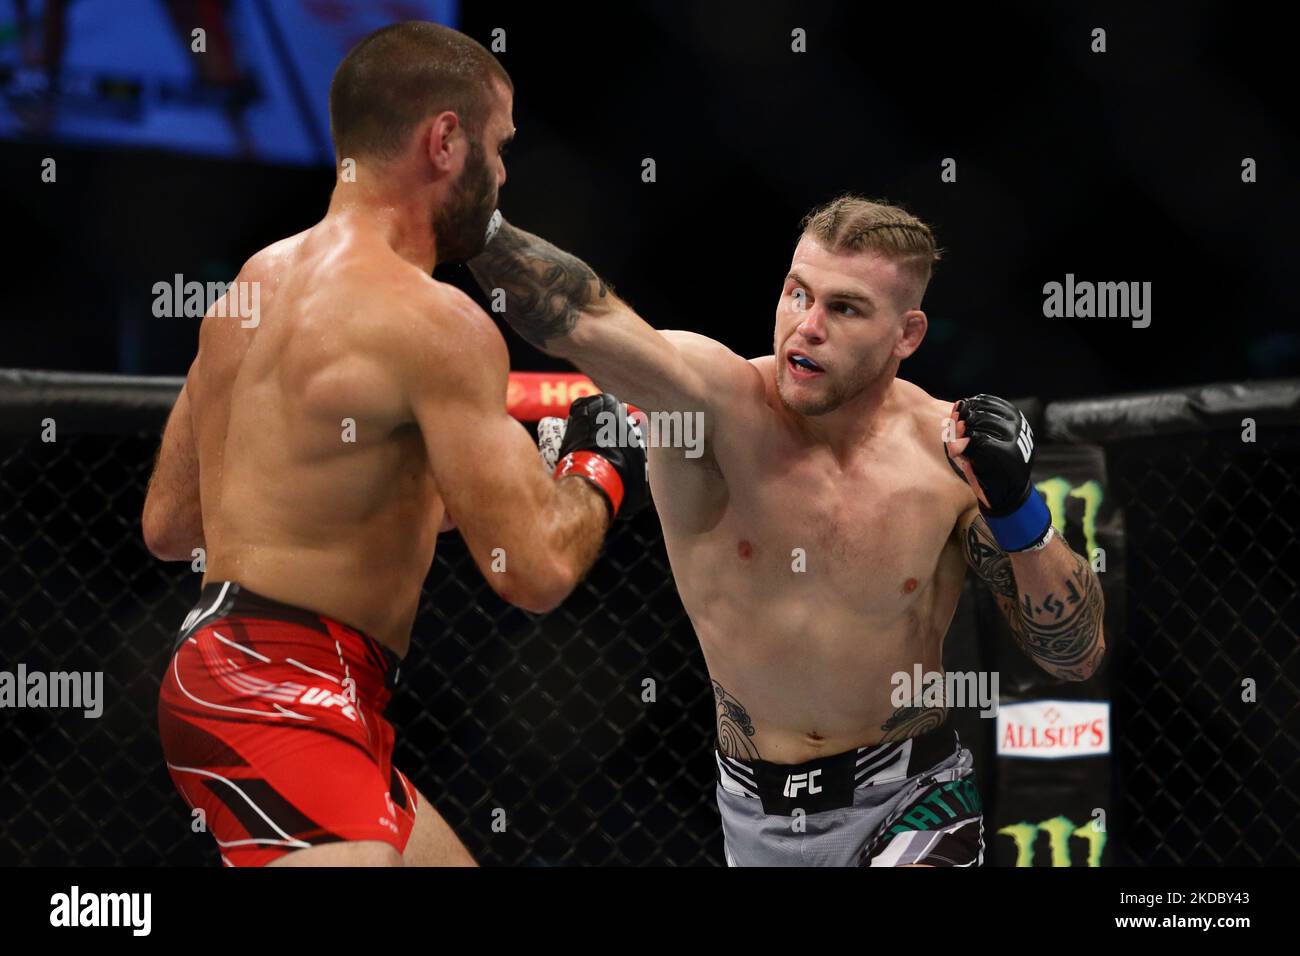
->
xmin=329 ymin=22 xmax=512 ymax=161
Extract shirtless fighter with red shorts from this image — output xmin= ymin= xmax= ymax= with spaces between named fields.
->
xmin=145 ymin=23 xmax=646 ymax=866
xmin=469 ymin=195 xmax=1107 ymax=866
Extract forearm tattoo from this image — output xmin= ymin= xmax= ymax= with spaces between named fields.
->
xmin=880 ymin=703 xmax=949 ymax=742
xmin=963 ymin=515 xmax=1105 ymax=680
xmin=962 ymin=517 xmax=1019 ymax=601
xmin=713 ymin=681 xmax=761 ymax=760
xmin=467 ymin=220 xmax=612 ymax=350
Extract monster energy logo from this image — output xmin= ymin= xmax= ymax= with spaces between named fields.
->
xmin=998 ymin=815 xmax=1106 ymax=866
xmin=1035 ymin=477 xmax=1104 ymax=560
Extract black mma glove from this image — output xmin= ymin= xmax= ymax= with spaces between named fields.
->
xmin=540 ymin=393 xmax=649 ymax=520
xmin=945 ymin=394 xmax=1052 ymax=552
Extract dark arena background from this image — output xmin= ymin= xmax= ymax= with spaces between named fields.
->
xmin=1 ymin=0 xmax=1297 ymax=888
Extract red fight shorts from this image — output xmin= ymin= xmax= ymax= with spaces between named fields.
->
xmin=158 ymin=581 xmax=418 ymax=866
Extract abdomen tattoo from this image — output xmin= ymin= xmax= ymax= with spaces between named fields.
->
xmin=713 ymin=680 xmax=760 ymax=760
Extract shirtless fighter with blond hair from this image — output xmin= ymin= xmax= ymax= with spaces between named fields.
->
xmin=144 ymin=23 xmax=646 ymax=867
xmin=469 ymin=195 xmax=1106 ymax=866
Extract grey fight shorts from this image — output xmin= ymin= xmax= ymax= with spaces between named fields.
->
xmin=715 ymin=725 xmax=984 ymax=866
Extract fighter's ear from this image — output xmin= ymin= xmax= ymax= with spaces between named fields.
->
xmin=425 ymin=110 xmax=464 ymax=172
xmin=894 ymin=310 xmax=927 ymax=360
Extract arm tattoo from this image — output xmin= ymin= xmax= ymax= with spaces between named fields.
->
xmin=713 ymin=680 xmax=760 ymax=760
xmin=1013 ymin=558 xmax=1106 ymax=680
xmin=467 ymin=220 xmax=612 ymax=350
xmin=962 ymin=517 xmax=1019 ymax=600
xmin=880 ymin=703 xmax=949 ymax=742
xmin=963 ymin=515 xmax=1105 ymax=680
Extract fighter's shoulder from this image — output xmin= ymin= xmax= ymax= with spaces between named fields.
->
xmin=896 ymin=379 xmax=979 ymax=518
xmin=380 ymin=275 xmax=508 ymax=386
xmin=660 ymin=329 xmax=739 ymax=361
xmin=659 ymin=330 xmax=764 ymax=397
xmin=894 ymin=378 xmax=955 ymax=426
xmin=194 ymin=238 xmax=293 ymax=340
xmin=392 ymin=273 xmax=489 ymax=325
xmin=896 ymin=378 xmax=958 ymax=458
xmin=233 ymin=232 xmax=308 ymax=286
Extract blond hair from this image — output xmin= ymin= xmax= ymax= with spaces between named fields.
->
xmin=799 ymin=195 xmax=941 ymax=306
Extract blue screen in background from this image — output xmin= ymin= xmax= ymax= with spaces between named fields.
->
xmin=0 ymin=0 xmax=460 ymax=164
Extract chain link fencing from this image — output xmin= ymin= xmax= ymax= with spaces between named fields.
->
xmin=1 ymin=372 xmax=1296 ymax=865
xmin=1109 ymin=430 xmax=1299 ymax=863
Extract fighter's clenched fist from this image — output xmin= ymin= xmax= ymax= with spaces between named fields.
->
xmin=539 ymin=394 xmax=649 ymax=519
xmin=945 ymin=394 xmax=1053 ymax=553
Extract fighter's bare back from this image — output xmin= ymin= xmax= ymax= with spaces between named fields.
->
xmin=151 ymin=215 xmax=610 ymax=658
xmin=183 ymin=225 xmax=451 ymax=655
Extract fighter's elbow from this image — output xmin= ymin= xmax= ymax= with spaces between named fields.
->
xmin=1056 ymin=628 xmax=1107 ymax=682
xmin=141 ymin=503 xmax=199 ymax=562
xmin=492 ymin=558 xmax=580 ymax=614
xmin=511 ymin=588 xmax=567 ymax=616
xmin=143 ymin=528 xmax=187 ymax=562
xmin=141 ymin=505 xmax=169 ymax=559
xmin=1081 ymin=630 xmax=1108 ymax=680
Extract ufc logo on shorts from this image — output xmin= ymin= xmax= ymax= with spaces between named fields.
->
xmin=783 ymin=769 xmax=823 ymax=797
xmin=1015 ymin=413 xmax=1034 ymax=463
xmin=297 ymin=686 xmax=359 ymax=722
